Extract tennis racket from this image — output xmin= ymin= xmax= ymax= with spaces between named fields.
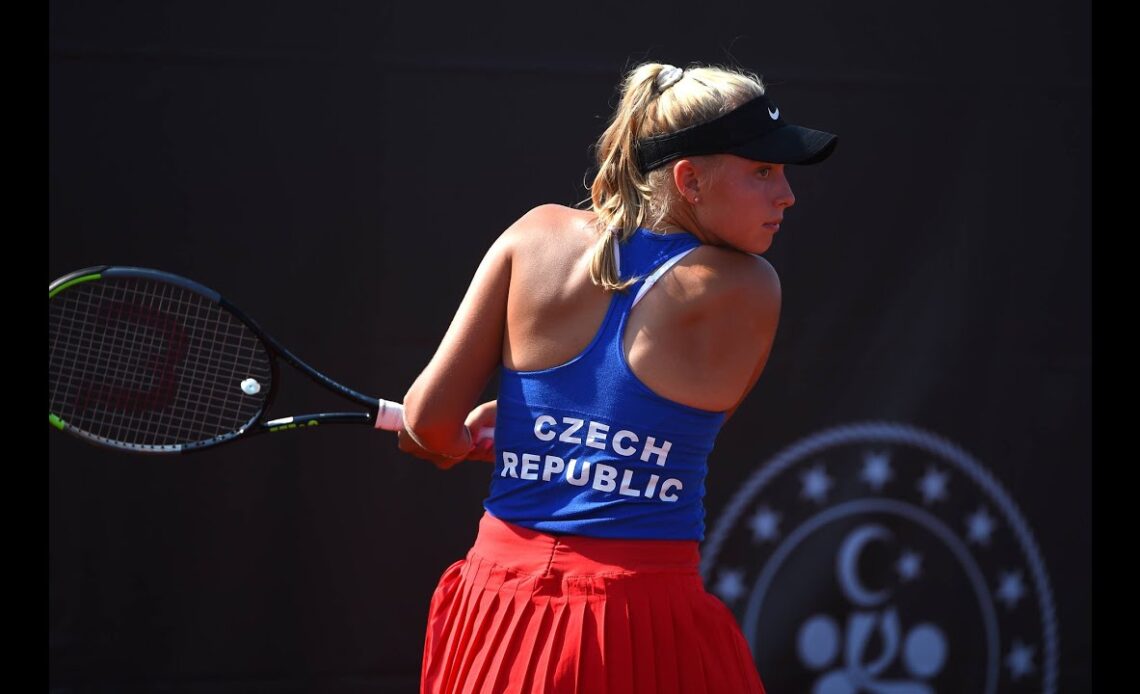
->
xmin=48 ymin=265 xmax=493 ymax=454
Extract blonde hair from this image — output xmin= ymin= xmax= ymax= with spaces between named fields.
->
xmin=587 ymin=63 xmax=766 ymax=290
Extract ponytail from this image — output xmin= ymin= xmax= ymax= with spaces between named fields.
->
xmin=588 ymin=64 xmax=670 ymax=291
xmin=586 ymin=62 xmax=766 ymax=290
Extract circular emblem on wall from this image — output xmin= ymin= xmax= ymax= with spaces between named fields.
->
xmin=702 ymin=421 xmax=1058 ymax=693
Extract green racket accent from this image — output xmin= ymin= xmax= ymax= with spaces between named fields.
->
xmin=268 ymin=420 xmax=321 ymax=433
xmin=49 ymin=413 xmax=67 ymax=431
xmin=48 ymin=272 xmax=102 ymax=299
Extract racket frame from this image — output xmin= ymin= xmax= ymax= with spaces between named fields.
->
xmin=49 ymin=265 xmax=394 ymax=454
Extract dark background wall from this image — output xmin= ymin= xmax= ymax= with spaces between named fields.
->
xmin=49 ymin=1 xmax=1090 ymax=692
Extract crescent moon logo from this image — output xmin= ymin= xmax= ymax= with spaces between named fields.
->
xmin=838 ymin=524 xmax=893 ymax=607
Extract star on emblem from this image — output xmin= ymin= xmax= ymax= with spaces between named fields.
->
xmin=917 ymin=466 xmax=950 ymax=505
xmin=713 ymin=568 xmax=747 ymax=604
xmin=966 ymin=506 xmax=997 ymax=546
xmin=800 ymin=464 xmax=834 ymax=504
xmin=895 ymin=549 xmax=923 ymax=582
xmin=748 ymin=506 xmax=782 ymax=543
xmin=860 ymin=450 xmax=893 ymax=491
xmin=996 ymin=570 xmax=1027 ymax=609
xmin=1005 ymin=639 xmax=1036 ymax=679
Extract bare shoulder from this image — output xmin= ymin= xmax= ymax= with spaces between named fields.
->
xmin=499 ymin=204 xmax=599 ymax=250
xmin=626 ymin=245 xmax=782 ymax=413
xmin=668 ymin=245 xmax=782 ymax=316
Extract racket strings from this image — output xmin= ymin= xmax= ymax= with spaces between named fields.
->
xmin=49 ymin=278 xmax=272 ymax=449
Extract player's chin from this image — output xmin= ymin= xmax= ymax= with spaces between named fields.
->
xmin=744 ymin=236 xmax=775 ymax=255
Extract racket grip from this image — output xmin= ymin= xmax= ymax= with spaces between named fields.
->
xmin=474 ymin=427 xmax=495 ymax=444
xmin=375 ymin=399 xmax=405 ymax=431
xmin=374 ymin=400 xmax=495 ymax=444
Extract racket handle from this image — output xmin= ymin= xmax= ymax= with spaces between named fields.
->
xmin=374 ymin=399 xmax=406 ymax=431
xmin=374 ymin=399 xmax=495 ymax=443
xmin=474 ymin=427 xmax=495 ymax=443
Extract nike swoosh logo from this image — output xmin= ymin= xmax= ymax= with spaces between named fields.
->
xmin=768 ymin=106 xmax=780 ymax=120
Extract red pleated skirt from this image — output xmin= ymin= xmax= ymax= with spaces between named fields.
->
xmin=421 ymin=512 xmax=765 ymax=694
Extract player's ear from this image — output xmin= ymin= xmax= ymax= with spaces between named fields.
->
xmin=671 ymin=159 xmax=702 ymax=205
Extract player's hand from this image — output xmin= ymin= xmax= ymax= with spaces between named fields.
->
xmin=396 ymin=400 xmax=496 ymax=469
xmin=463 ymin=400 xmax=497 ymax=463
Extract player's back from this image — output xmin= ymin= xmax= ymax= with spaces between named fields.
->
xmin=500 ymin=203 xmax=782 ymax=415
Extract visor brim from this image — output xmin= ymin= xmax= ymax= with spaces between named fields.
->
xmin=728 ymin=124 xmax=838 ymax=166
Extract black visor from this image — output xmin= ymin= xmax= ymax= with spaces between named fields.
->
xmin=635 ymin=93 xmax=837 ymax=173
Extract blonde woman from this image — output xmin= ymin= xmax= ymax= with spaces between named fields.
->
xmin=394 ymin=62 xmax=837 ymax=693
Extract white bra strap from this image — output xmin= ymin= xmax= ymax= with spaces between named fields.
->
xmin=632 ymin=247 xmax=697 ymax=307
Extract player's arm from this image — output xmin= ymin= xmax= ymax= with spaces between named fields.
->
xmin=398 ymin=209 xmax=540 ymax=461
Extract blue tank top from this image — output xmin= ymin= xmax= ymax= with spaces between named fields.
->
xmin=484 ymin=228 xmax=727 ymax=540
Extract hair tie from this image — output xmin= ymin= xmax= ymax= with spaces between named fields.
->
xmin=656 ymin=65 xmax=684 ymax=92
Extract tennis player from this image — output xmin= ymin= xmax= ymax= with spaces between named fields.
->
xmin=394 ymin=61 xmax=837 ymax=693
